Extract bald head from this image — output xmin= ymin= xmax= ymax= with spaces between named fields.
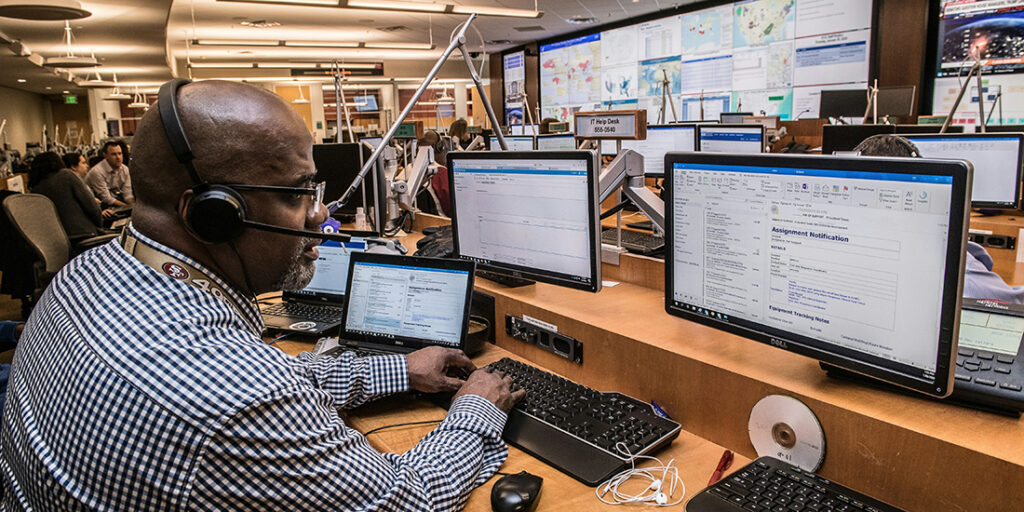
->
xmin=131 ymin=80 xmax=312 ymax=212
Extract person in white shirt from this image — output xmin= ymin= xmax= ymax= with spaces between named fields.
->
xmin=85 ymin=141 xmax=134 ymax=208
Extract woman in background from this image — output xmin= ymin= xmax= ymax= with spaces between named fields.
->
xmin=28 ymin=152 xmax=107 ymax=242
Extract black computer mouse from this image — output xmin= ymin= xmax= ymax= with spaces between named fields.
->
xmin=490 ymin=471 xmax=542 ymax=512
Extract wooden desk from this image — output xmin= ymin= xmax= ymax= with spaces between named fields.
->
xmin=273 ymin=340 xmax=746 ymax=510
xmin=401 ymin=215 xmax=1024 ymax=511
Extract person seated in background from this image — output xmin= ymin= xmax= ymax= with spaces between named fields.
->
xmin=86 ymin=140 xmax=134 ymax=208
xmin=27 ymin=152 xmax=109 ymax=242
xmin=854 ymin=134 xmax=1024 ymax=303
xmin=538 ymin=117 xmax=560 ymax=135
xmin=448 ymin=118 xmax=470 ymax=149
xmin=63 ymin=152 xmax=115 ymax=219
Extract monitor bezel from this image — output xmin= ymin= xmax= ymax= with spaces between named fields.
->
xmin=696 ymin=123 xmax=766 ymax=153
xmin=447 ymin=150 xmax=603 ymax=293
xmin=339 ymin=251 xmax=477 ymax=351
xmin=662 ymin=152 xmax=971 ymax=398
xmin=900 ymin=132 xmax=1024 ymax=210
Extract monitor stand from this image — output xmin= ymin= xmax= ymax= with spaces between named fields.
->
xmin=819 ymin=362 xmax=1021 ymax=418
xmin=476 ymin=269 xmax=535 ymax=288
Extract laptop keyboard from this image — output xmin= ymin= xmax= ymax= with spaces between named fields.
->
xmin=262 ymin=302 xmax=344 ymax=323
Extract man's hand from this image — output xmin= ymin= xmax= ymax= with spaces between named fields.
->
xmin=453 ymin=369 xmax=526 ymax=413
xmin=405 ymin=346 xmax=476 ymax=393
xmin=101 ymin=209 xmax=116 ymax=218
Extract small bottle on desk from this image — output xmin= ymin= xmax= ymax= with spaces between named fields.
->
xmin=354 ymin=207 xmax=368 ymax=230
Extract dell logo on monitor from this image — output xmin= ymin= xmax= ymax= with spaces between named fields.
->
xmin=769 ymin=338 xmax=788 ymax=349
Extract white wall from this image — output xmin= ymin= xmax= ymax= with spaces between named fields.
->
xmin=0 ymin=85 xmax=47 ymax=153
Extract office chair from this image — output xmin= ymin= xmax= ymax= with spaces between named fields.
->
xmin=2 ymin=194 xmax=118 ymax=309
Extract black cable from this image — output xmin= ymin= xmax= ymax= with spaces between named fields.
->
xmin=600 ymin=200 xmax=632 ymax=220
xmin=363 ymin=419 xmax=443 ymax=437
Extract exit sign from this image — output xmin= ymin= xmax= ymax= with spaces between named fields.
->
xmin=64 ymin=96 xmax=78 ymax=104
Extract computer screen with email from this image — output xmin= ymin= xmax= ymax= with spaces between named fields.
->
xmin=902 ymin=133 xmax=1023 ymax=209
xmin=448 ymin=151 xmax=601 ymax=292
xmin=697 ymin=124 xmax=765 ymax=153
xmin=664 ymin=153 xmax=971 ymax=397
xmin=342 ymin=254 xmax=472 ymax=347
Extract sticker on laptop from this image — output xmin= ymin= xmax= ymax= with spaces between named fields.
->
xmin=289 ymin=321 xmax=318 ymax=331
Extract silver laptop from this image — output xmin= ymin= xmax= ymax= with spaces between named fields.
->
xmin=260 ymin=239 xmax=367 ymax=334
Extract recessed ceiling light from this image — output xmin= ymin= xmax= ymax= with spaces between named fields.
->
xmin=62 ymin=90 xmax=69 ymax=94
xmin=284 ymin=40 xmax=360 ymax=48
xmin=45 ymin=86 xmax=51 ymax=89
xmin=567 ymin=16 xmax=597 ymax=25
xmin=16 ymin=78 xmax=26 ymax=83
xmin=0 ymin=0 xmax=91 ymax=20
xmin=194 ymin=39 xmax=280 ymax=46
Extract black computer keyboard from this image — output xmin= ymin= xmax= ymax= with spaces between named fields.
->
xmin=485 ymin=357 xmax=682 ymax=486
xmin=601 ymin=228 xmax=665 ymax=254
xmin=687 ymin=456 xmax=904 ymax=512
xmin=261 ymin=302 xmax=344 ymax=323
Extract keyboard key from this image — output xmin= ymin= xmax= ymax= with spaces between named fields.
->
xmin=976 ymin=352 xmax=994 ymax=361
xmin=999 ymin=382 xmax=1022 ymax=392
xmin=958 ymin=348 xmax=975 ymax=357
xmin=995 ymin=366 xmax=1011 ymax=374
xmin=975 ymin=378 xmax=997 ymax=387
xmin=955 ymin=373 xmax=971 ymax=382
xmin=996 ymin=355 xmax=1015 ymax=365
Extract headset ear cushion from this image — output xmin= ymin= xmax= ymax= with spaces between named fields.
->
xmin=185 ymin=185 xmax=247 ymax=244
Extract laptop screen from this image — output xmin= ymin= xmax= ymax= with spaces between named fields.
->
xmin=341 ymin=252 xmax=475 ymax=350
xmin=286 ymin=239 xmax=366 ymax=303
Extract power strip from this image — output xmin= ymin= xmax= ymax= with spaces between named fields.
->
xmin=505 ymin=315 xmax=583 ymax=364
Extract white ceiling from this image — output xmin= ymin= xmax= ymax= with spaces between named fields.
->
xmin=0 ymin=0 xmax=695 ymax=96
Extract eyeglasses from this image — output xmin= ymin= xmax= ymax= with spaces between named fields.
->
xmin=221 ymin=181 xmax=326 ymax=215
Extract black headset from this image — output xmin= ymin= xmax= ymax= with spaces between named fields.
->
xmin=157 ymin=78 xmax=350 ymax=245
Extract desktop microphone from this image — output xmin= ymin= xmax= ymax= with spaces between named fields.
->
xmin=795 ymin=109 xmax=812 ymax=120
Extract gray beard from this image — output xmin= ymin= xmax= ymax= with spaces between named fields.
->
xmin=272 ymin=237 xmax=317 ymax=292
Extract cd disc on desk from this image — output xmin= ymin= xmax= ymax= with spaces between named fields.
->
xmin=748 ymin=394 xmax=826 ymax=472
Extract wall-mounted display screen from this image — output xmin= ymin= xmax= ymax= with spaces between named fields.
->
xmin=932 ymin=0 xmax=1024 ymax=128
xmin=539 ymin=0 xmax=874 ymax=124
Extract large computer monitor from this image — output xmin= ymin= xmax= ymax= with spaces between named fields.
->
xmin=819 ymin=90 xmax=869 ymax=119
xmin=875 ymin=86 xmax=916 ymax=118
xmin=664 ymin=152 xmax=971 ymax=397
xmin=510 ymin=124 xmax=539 ymax=136
xmin=490 ymin=136 xmax=535 ymax=151
xmin=312 ymin=142 xmax=385 ymax=233
xmin=447 ymin=151 xmax=602 ymax=292
xmin=902 ymin=133 xmax=1024 ymax=209
xmin=536 ymin=134 xmax=577 ymax=151
xmin=697 ymin=124 xmax=765 ymax=153
xmin=821 ymin=125 xmax=895 ymax=154
xmin=620 ymin=124 xmax=697 ymax=177
xmin=720 ymin=112 xmax=753 ymax=124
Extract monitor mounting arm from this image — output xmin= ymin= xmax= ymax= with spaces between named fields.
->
xmin=597 ymin=148 xmax=665 ymax=232
xmin=330 ymin=13 xmax=506 ymax=213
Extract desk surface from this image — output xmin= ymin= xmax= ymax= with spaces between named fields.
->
xmin=273 ymin=340 xmax=745 ymax=510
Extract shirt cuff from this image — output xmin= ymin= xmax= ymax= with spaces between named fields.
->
xmin=367 ymin=353 xmax=410 ymax=396
xmin=446 ymin=394 xmax=508 ymax=435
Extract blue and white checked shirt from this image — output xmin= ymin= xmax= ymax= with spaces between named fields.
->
xmin=1 ymin=226 xmax=509 ymax=511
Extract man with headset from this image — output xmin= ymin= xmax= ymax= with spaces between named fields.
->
xmin=0 ymin=79 xmax=523 ymax=510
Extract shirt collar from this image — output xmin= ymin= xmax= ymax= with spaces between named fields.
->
xmin=124 ymin=224 xmax=265 ymax=334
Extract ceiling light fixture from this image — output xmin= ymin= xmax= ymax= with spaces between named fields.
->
xmin=566 ymin=16 xmax=597 ymax=25
xmin=188 ymin=62 xmax=255 ymax=69
xmin=292 ymin=83 xmax=310 ymax=104
xmin=193 ymin=39 xmax=280 ymax=46
xmin=16 ymin=78 xmax=26 ymax=83
xmin=128 ymin=89 xmax=149 ymax=109
xmin=362 ymin=41 xmax=434 ymax=50
xmin=87 ymin=70 xmax=104 ymax=83
xmin=104 ymin=72 xmax=130 ymax=100
xmin=0 ymin=0 xmax=90 ymax=20
xmin=44 ymin=20 xmax=99 ymax=67
xmin=284 ymin=40 xmax=360 ymax=48
xmin=219 ymin=0 xmax=541 ymax=18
